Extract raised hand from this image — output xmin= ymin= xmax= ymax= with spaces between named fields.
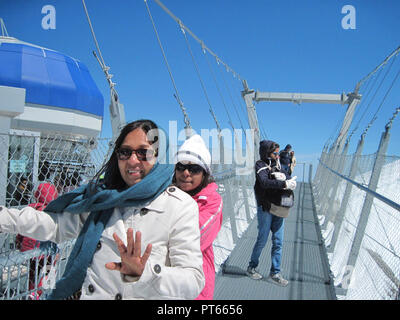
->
xmin=105 ymin=228 xmax=152 ymax=277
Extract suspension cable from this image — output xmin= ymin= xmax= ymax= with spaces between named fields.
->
xmin=202 ymin=43 xmax=235 ymax=130
xmin=149 ymin=0 xmax=254 ymax=135
xmin=144 ymin=0 xmax=191 ymax=130
xmin=151 ymin=0 xmax=243 ymax=82
xmin=363 ymin=56 xmax=400 ymax=135
xmin=348 ymin=67 xmax=384 ymax=142
xmin=215 ymin=56 xmax=246 ymax=132
xmin=81 ymin=0 xmax=114 ymax=89
xmin=354 ymin=45 xmax=400 ymax=94
xmin=336 ymin=50 xmax=399 ymax=147
xmin=178 ymin=21 xmax=221 ymax=132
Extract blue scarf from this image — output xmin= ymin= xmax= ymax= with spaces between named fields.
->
xmin=45 ymin=157 xmax=174 ymax=299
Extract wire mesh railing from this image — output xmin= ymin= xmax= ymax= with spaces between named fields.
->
xmin=0 ymin=129 xmax=113 ymax=299
xmin=313 ymin=151 xmax=400 ymax=300
xmin=0 ymin=129 xmax=258 ymax=300
xmin=1 ymin=129 xmax=112 ymax=208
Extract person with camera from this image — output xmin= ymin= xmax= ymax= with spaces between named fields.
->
xmin=246 ymin=140 xmax=297 ymax=286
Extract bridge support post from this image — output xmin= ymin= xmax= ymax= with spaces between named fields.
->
xmin=322 ymin=142 xmax=350 ymax=230
xmin=219 ymin=133 xmax=238 ymax=242
xmin=241 ymin=80 xmax=260 ymax=163
xmin=345 ymin=125 xmax=391 ymax=273
xmin=328 ymin=135 xmax=365 ymax=252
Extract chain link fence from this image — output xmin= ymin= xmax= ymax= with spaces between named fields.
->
xmin=0 ymin=129 xmax=257 ymax=299
xmin=2 ymin=129 xmax=113 ymax=208
xmin=313 ymin=149 xmax=400 ymax=300
xmin=0 ymin=129 xmax=113 ymax=299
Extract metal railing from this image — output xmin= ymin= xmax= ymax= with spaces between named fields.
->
xmin=0 ymin=129 xmax=112 ymax=299
xmin=312 ymin=122 xmax=400 ymax=300
xmin=212 ymin=165 xmax=257 ymax=273
xmin=0 ymin=129 xmax=258 ymax=299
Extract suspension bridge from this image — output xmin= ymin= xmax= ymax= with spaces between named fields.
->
xmin=0 ymin=1 xmax=399 ymax=300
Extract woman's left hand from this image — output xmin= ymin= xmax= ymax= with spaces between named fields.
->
xmin=105 ymin=228 xmax=152 ymax=277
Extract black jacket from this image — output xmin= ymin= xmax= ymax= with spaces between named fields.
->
xmin=279 ymin=150 xmax=291 ymax=166
xmin=254 ymin=140 xmax=290 ymax=211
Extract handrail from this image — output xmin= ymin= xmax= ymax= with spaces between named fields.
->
xmin=318 ymin=160 xmax=400 ymax=212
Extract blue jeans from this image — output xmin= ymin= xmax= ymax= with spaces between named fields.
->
xmin=249 ymin=205 xmax=285 ymax=275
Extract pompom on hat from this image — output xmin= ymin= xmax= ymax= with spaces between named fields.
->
xmin=175 ymin=134 xmax=212 ymax=173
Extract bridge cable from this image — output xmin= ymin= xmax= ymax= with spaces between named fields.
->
xmin=202 ymin=43 xmax=235 ymax=130
xmin=328 ymin=48 xmax=399 ymax=148
xmin=215 ymin=57 xmax=247 ymax=132
xmin=347 ymin=67 xmax=384 ymax=143
xmin=354 ymin=45 xmax=400 ymax=94
xmin=81 ymin=0 xmax=126 ymax=142
xmin=150 ymin=0 xmax=254 ymax=135
xmin=358 ymin=55 xmax=396 ymax=135
xmin=216 ymin=58 xmax=259 ymax=150
xmin=144 ymin=0 xmax=192 ymax=131
xmin=213 ymin=59 xmax=258 ymax=152
xmin=178 ymin=20 xmax=222 ymax=133
xmin=151 ymin=0 xmax=243 ymax=83
xmin=204 ymin=51 xmax=258 ymax=156
xmin=329 ymin=53 xmax=396 ymax=149
xmin=362 ymin=56 xmax=400 ymax=136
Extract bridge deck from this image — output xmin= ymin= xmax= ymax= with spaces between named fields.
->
xmin=214 ymin=182 xmax=336 ymax=300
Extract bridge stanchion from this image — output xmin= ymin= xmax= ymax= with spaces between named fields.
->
xmin=237 ymin=168 xmax=252 ymax=223
xmin=323 ymin=142 xmax=350 ymax=232
xmin=224 ymin=174 xmax=238 ymax=243
xmin=328 ymin=135 xmax=365 ymax=252
xmin=316 ymin=147 xmax=336 ymax=222
xmin=345 ymin=124 xmax=392 ymax=275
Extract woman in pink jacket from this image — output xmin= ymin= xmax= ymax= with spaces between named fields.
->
xmin=174 ymin=134 xmax=223 ymax=300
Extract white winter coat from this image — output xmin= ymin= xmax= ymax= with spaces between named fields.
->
xmin=0 ymin=186 xmax=205 ymax=300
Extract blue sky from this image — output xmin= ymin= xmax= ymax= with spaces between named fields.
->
xmin=1 ymin=0 xmax=399 ymax=176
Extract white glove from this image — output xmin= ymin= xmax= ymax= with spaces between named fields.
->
xmin=271 ymin=172 xmax=286 ymax=181
xmin=285 ymin=176 xmax=297 ymax=190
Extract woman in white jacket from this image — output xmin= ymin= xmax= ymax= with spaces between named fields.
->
xmin=0 ymin=119 xmax=205 ymax=300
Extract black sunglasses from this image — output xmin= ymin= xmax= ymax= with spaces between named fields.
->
xmin=116 ymin=147 xmax=155 ymax=161
xmin=175 ymin=162 xmax=204 ymax=174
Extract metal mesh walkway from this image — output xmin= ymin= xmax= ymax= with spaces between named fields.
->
xmin=214 ymin=182 xmax=336 ymax=300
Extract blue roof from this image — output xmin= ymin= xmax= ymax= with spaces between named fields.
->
xmin=0 ymin=39 xmax=104 ymax=117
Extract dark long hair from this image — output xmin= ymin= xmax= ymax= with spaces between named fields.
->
xmin=90 ymin=119 xmax=159 ymax=192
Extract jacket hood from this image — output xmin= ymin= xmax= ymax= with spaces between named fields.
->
xmin=34 ymin=183 xmax=58 ymax=205
xmin=259 ymin=140 xmax=277 ymax=162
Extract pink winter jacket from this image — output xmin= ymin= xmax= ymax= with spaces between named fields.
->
xmin=193 ymin=182 xmax=223 ymax=300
